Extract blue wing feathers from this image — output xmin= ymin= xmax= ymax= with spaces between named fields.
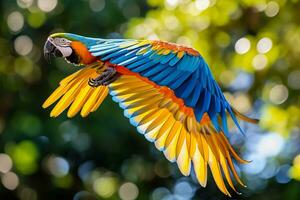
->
xmin=180 ymin=74 xmax=197 ymax=99
xmin=208 ymin=97 xmax=220 ymax=131
xmin=195 ymin=92 xmax=205 ymax=122
xmin=219 ymin=102 xmax=230 ymax=136
xmin=136 ymin=45 xmax=151 ymax=54
xmin=159 ymin=70 xmax=182 ymax=86
xmin=86 ymin=37 xmax=246 ymax=135
xmin=202 ymin=90 xmax=212 ymax=113
xmin=214 ymin=96 xmax=221 ymax=113
xmin=110 ymin=52 xmax=137 ymax=65
xmin=117 ymin=56 xmax=140 ymax=66
xmin=168 ymin=72 xmax=191 ymax=90
xmin=142 ymin=64 xmax=166 ymax=77
xmin=177 ymin=55 xmax=191 ymax=70
xmin=89 ymin=44 xmax=118 ymax=52
xmin=132 ymin=60 xmax=157 ymax=73
xmin=124 ymin=48 xmax=140 ymax=57
xmin=195 ymin=89 xmax=209 ymax=121
xmin=127 ymin=57 xmax=150 ymax=70
xmin=186 ymin=82 xmax=202 ymax=107
xmin=142 ymin=49 xmax=154 ymax=57
xmin=169 ymin=55 xmax=181 ymax=66
xmin=151 ymin=67 xmax=175 ymax=83
xmin=161 ymin=53 xmax=176 ymax=64
xmin=174 ymin=77 xmax=191 ymax=96
xmin=102 ymin=49 xmax=128 ymax=60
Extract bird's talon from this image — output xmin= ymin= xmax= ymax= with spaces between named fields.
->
xmin=88 ymin=68 xmax=118 ymax=87
xmin=88 ymin=78 xmax=98 ymax=87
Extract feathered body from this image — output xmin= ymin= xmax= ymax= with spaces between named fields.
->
xmin=43 ymin=33 xmax=258 ymax=196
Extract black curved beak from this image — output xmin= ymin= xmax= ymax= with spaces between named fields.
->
xmin=44 ymin=38 xmax=63 ymax=63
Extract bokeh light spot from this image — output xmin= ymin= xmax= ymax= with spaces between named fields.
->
xmin=235 ymin=37 xmax=251 ymax=54
xmin=252 ymin=54 xmax=268 ymax=70
xmin=165 ymin=0 xmax=179 ymax=10
xmin=255 ymin=3 xmax=267 ymax=12
xmin=5 ymin=140 xmax=39 ymax=175
xmin=260 ymin=162 xmax=277 ymax=179
xmin=269 ymin=84 xmax=289 ymax=104
xmin=0 ymin=154 xmax=13 ymax=173
xmin=256 ymin=133 xmax=284 ymax=158
xmin=229 ymin=71 xmax=254 ymax=91
xmin=289 ymin=165 xmax=300 ymax=181
xmin=37 ymin=0 xmax=57 ymax=12
xmin=233 ymin=93 xmax=251 ymax=113
xmin=17 ymin=0 xmax=33 ymax=8
xmin=93 ymin=176 xmax=118 ymax=198
xmin=290 ymin=155 xmax=300 ymax=181
xmin=28 ymin=10 xmax=46 ymax=28
xmin=1 ymin=172 xmax=19 ymax=190
xmin=174 ymin=179 xmax=194 ymax=198
xmin=89 ymin=0 xmax=105 ymax=12
xmin=78 ymin=161 xmax=94 ymax=182
xmin=265 ymin=1 xmax=279 ymax=17
xmin=118 ymin=182 xmax=139 ymax=200
xmin=276 ymin=165 xmax=291 ymax=184
xmin=195 ymin=0 xmax=210 ymax=11
xmin=14 ymin=35 xmax=33 ymax=56
xmin=47 ymin=156 xmax=70 ymax=177
xmin=7 ymin=11 xmax=24 ymax=32
xmin=257 ymin=37 xmax=273 ymax=53
xmin=244 ymin=154 xmax=266 ymax=175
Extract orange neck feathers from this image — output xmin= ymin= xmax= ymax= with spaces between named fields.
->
xmin=70 ymin=41 xmax=97 ymax=65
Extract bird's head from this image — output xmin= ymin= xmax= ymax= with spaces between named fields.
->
xmin=44 ymin=33 xmax=97 ymax=65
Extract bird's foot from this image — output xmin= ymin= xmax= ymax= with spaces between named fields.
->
xmin=88 ymin=67 xmax=118 ymax=87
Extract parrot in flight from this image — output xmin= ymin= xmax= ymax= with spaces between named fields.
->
xmin=43 ymin=33 xmax=258 ymax=196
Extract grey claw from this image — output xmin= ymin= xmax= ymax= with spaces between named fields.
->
xmin=88 ymin=67 xmax=118 ymax=87
xmin=88 ymin=78 xmax=97 ymax=87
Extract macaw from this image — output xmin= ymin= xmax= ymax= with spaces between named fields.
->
xmin=43 ymin=33 xmax=258 ymax=196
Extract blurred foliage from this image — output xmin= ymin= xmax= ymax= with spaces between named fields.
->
xmin=0 ymin=0 xmax=300 ymax=200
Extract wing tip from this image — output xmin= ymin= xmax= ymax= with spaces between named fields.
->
xmin=232 ymin=107 xmax=259 ymax=124
xmin=42 ymin=103 xmax=49 ymax=109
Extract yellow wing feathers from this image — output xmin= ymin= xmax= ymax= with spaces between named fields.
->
xmin=42 ymin=62 xmax=109 ymax=117
xmin=109 ymin=75 xmax=248 ymax=196
xmin=43 ymin=66 xmax=247 ymax=196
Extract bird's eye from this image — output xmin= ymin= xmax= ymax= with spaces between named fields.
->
xmin=61 ymin=38 xmax=66 ymax=43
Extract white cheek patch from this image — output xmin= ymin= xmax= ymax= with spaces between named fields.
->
xmin=56 ymin=46 xmax=72 ymax=57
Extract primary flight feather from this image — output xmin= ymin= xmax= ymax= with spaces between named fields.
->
xmin=43 ymin=33 xmax=258 ymax=196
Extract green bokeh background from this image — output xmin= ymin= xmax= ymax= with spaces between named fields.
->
xmin=1 ymin=0 xmax=300 ymax=199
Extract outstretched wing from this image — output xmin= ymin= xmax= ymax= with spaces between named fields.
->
xmin=43 ymin=65 xmax=248 ymax=196
xmin=109 ymin=73 xmax=249 ymax=196
xmin=87 ymin=39 xmax=256 ymax=136
xmin=43 ymin=37 xmax=258 ymax=196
